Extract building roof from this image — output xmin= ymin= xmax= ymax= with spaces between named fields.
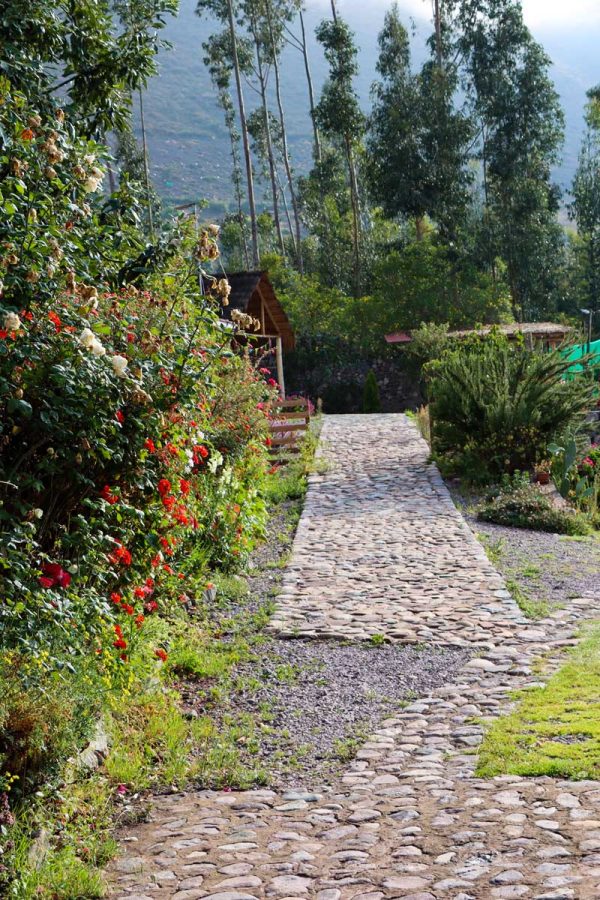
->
xmin=385 ymin=331 xmax=413 ymax=344
xmin=447 ymin=322 xmax=574 ymax=339
xmin=220 ymin=271 xmax=295 ymax=351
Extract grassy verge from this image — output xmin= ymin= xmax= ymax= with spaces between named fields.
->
xmin=3 ymin=424 xmax=321 ymax=898
xmin=477 ymin=624 xmax=600 ymax=779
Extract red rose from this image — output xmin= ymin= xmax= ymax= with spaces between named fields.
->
xmin=179 ymin=479 xmax=190 ymax=495
xmin=144 ymin=438 xmax=156 ymax=453
xmin=155 ymin=648 xmax=168 ymax=662
xmin=39 ymin=562 xmax=71 ymax=589
xmin=157 ymin=478 xmax=171 ymax=496
xmin=116 ymin=410 xmax=125 ymax=424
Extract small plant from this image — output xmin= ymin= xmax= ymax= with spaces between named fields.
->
xmin=425 ymin=336 xmax=594 ymax=481
xmin=369 ymin=633 xmax=387 ymax=646
xmin=361 ymin=369 xmax=381 ymax=414
xmin=478 ymin=484 xmax=591 ymax=536
xmin=534 ymin=460 xmax=551 ymax=484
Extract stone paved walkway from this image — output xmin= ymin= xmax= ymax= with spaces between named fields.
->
xmin=108 ymin=415 xmax=600 ymax=900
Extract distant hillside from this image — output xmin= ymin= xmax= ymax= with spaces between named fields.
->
xmin=135 ymin=0 xmax=600 ymax=214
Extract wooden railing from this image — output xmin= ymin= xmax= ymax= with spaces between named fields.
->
xmin=269 ymin=397 xmax=311 ymax=453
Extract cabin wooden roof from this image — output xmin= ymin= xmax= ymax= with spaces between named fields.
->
xmin=220 ymin=271 xmax=295 ymax=351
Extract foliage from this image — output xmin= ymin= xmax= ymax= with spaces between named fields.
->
xmin=0 ymin=67 xmax=278 ymax=807
xmin=477 ymin=624 xmax=600 ymax=779
xmin=456 ymin=0 xmax=565 ymax=319
xmin=367 ymin=4 xmax=473 ymax=240
xmin=2 ymin=0 xmax=177 ymax=134
xmin=426 ymin=336 xmax=594 ymax=480
xmin=548 ymin=438 xmax=600 ymax=515
xmin=313 ymin=10 xmax=364 ymax=295
xmin=571 ymin=85 xmax=600 ymax=315
xmin=477 ymin=483 xmax=591 ymax=536
xmin=361 ymin=370 xmax=381 ymax=414
xmin=371 ymin=240 xmax=513 ymax=334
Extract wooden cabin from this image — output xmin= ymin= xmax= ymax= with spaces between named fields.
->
xmin=220 ymin=271 xmax=295 ymax=395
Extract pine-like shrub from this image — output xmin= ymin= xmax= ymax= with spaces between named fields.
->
xmin=425 ymin=336 xmax=594 ymax=481
xmin=361 ymin=369 xmax=381 ymax=413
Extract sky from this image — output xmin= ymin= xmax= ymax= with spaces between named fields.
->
xmin=329 ymin=0 xmax=600 ymax=30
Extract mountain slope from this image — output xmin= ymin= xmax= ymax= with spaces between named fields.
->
xmin=136 ymin=0 xmax=600 ymax=212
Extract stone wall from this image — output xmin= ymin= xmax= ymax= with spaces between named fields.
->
xmin=285 ymin=354 xmax=423 ymax=414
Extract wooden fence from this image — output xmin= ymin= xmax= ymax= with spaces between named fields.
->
xmin=269 ymin=397 xmax=311 ymax=454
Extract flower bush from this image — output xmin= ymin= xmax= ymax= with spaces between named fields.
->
xmin=0 ymin=79 xmax=277 ymax=707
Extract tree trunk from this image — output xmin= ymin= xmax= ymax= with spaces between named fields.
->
xmin=299 ymin=9 xmax=322 ymax=164
xmin=277 ymin=168 xmax=295 ymax=243
xmin=415 ymin=216 xmax=426 ymax=241
xmin=224 ymin=102 xmax=250 ymax=268
xmin=434 ymin=0 xmax=443 ymax=69
xmin=266 ymin=0 xmax=303 ymax=271
xmin=138 ymin=89 xmax=155 ymax=242
xmin=345 ymin=134 xmax=361 ymax=297
xmin=253 ymin=29 xmax=286 ymax=257
xmin=227 ymin=0 xmax=259 ymax=266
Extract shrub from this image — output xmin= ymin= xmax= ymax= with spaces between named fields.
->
xmin=361 ymin=369 xmax=381 ymax=413
xmin=426 ymin=335 xmax=594 ymax=481
xmin=0 ymin=80 xmax=277 ymax=693
xmin=0 ymin=659 xmax=97 ymax=792
xmin=478 ymin=484 xmax=591 ymax=535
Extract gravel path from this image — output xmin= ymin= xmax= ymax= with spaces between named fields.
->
xmin=108 ymin=415 xmax=600 ymax=900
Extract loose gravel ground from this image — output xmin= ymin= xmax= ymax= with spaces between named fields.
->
xmin=235 ymin=639 xmax=468 ymax=788
xmin=450 ymin=485 xmax=600 ymax=609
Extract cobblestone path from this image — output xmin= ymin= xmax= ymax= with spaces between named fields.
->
xmin=108 ymin=415 xmax=600 ymax=900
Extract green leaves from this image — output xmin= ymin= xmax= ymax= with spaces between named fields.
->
xmin=428 ymin=337 xmax=594 ymax=480
xmin=7 ymin=398 xmax=32 ymax=418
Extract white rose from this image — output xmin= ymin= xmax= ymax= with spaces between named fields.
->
xmin=79 ymin=327 xmax=95 ymax=349
xmin=90 ymin=338 xmax=106 ymax=357
xmin=33 ymin=508 xmax=44 ymax=519
xmin=3 ymin=311 xmax=21 ymax=331
xmin=111 ymin=355 xmax=128 ymax=377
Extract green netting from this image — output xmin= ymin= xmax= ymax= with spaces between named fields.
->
xmin=561 ymin=339 xmax=600 ymax=377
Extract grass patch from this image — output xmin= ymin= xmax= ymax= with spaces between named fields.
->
xmin=477 ymin=624 xmax=600 ymax=780
xmin=505 ymin=578 xmax=551 ymax=620
xmin=4 ymin=774 xmax=117 ymax=899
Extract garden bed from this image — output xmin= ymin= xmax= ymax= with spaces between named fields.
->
xmin=448 ymin=483 xmax=600 ymax=618
xmin=450 ymin=484 xmax=600 ymax=618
